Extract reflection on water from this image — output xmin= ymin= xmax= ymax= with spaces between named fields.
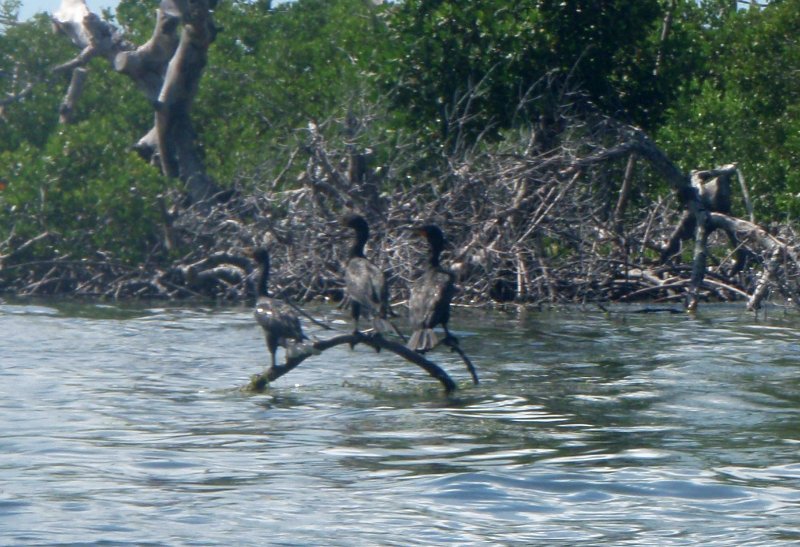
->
xmin=1 ymin=300 xmax=800 ymax=544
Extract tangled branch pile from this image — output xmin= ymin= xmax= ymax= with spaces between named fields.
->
xmin=3 ymin=103 xmax=800 ymax=311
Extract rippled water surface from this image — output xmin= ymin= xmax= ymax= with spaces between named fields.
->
xmin=2 ymin=299 xmax=800 ymax=545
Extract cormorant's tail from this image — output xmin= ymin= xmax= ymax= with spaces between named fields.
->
xmin=407 ymin=328 xmax=438 ymax=352
xmin=372 ymin=317 xmax=407 ymax=342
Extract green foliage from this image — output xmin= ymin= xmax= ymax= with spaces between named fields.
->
xmin=0 ymin=17 xmax=73 ymax=151
xmin=115 ymin=0 xmax=161 ymax=42
xmin=657 ymin=0 xmax=800 ymax=218
xmin=198 ymin=0 xmax=391 ymax=186
xmin=0 ymin=13 xmax=168 ymax=264
xmin=0 ymin=7 xmax=180 ymax=264
xmin=0 ymin=0 xmax=20 ymax=28
xmin=1 ymin=0 xmax=799 ymax=274
xmin=379 ymin=0 xmax=668 ymax=153
xmin=0 ymin=122 xmax=164 ymax=263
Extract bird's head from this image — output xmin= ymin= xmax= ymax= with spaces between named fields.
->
xmin=251 ymin=247 xmax=270 ymax=268
xmin=413 ymin=224 xmax=446 ymax=249
xmin=342 ymin=213 xmax=369 ymax=234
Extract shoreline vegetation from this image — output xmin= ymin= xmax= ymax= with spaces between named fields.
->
xmin=3 ymin=0 xmax=800 ymax=318
xmin=1 ymin=113 xmax=795 ymax=315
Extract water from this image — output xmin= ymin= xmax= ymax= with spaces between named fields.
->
xmin=1 ymin=299 xmax=799 ymax=545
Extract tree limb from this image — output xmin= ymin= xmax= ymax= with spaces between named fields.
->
xmin=247 ymin=332 xmax=458 ymax=394
xmin=51 ymin=0 xmax=220 ymax=203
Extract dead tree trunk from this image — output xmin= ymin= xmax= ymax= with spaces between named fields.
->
xmin=51 ymin=0 xmax=220 ymax=204
xmin=660 ymin=165 xmax=757 ymax=274
xmin=597 ymin=130 xmax=800 ymax=312
xmin=628 ymin=138 xmax=739 ymax=310
xmin=571 ymin=128 xmax=765 ymax=310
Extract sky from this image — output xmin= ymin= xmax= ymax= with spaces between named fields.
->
xmin=20 ymin=0 xmax=118 ymax=20
xmin=18 ymin=0 xmax=301 ymax=20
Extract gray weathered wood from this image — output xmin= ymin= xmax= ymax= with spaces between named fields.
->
xmin=52 ymin=0 xmax=220 ymax=203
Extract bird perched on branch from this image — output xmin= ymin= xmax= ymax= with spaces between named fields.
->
xmin=407 ymin=224 xmax=456 ymax=353
xmin=342 ymin=214 xmax=399 ymax=337
xmin=251 ymin=247 xmax=312 ymax=368
xmin=407 ymin=224 xmax=479 ymax=384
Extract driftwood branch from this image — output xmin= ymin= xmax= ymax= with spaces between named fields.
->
xmin=247 ymin=332 xmax=458 ymax=394
xmin=705 ymin=213 xmax=800 ymax=311
xmin=615 ymin=133 xmax=752 ymax=310
xmin=0 ymin=231 xmax=53 ymax=269
xmin=564 ymin=123 xmax=797 ymax=311
xmin=441 ymin=336 xmax=479 ymax=385
xmin=114 ymin=7 xmax=181 ymax=101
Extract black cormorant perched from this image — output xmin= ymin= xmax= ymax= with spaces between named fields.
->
xmin=407 ymin=224 xmax=456 ymax=353
xmin=343 ymin=214 xmax=395 ymax=336
xmin=252 ymin=248 xmax=310 ymax=368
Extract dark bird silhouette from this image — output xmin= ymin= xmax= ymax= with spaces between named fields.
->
xmin=407 ymin=224 xmax=456 ymax=353
xmin=343 ymin=214 xmax=396 ymax=337
xmin=407 ymin=224 xmax=479 ymax=384
xmin=252 ymin=248 xmax=310 ymax=368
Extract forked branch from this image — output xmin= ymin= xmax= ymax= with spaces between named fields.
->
xmin=247 ymin=332 xmax=458 ymax=393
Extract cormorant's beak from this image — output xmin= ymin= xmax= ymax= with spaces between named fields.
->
xmin=333 ymin=226 xmax=349 ymax=239
xmin=322 ymin=220 xmax=344 ymax=239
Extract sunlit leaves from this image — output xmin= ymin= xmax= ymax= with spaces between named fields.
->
xmin=0 ymin=122 xmax=163 ymax=262
xmin=199 ymin=0 xmax=391 ymax=184
xmin=380 ymin=0 xmax=666 ymax=153
xmin=657 ymin=0 xmax=800 ymax=217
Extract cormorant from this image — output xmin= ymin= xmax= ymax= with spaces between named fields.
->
xmin=343 ymin=214 xmax=395 ymax=336
xmin=407 ymin=224 xmax=457 ymax=353
xmin=252 ymin=248 xmax=310 ymax=368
